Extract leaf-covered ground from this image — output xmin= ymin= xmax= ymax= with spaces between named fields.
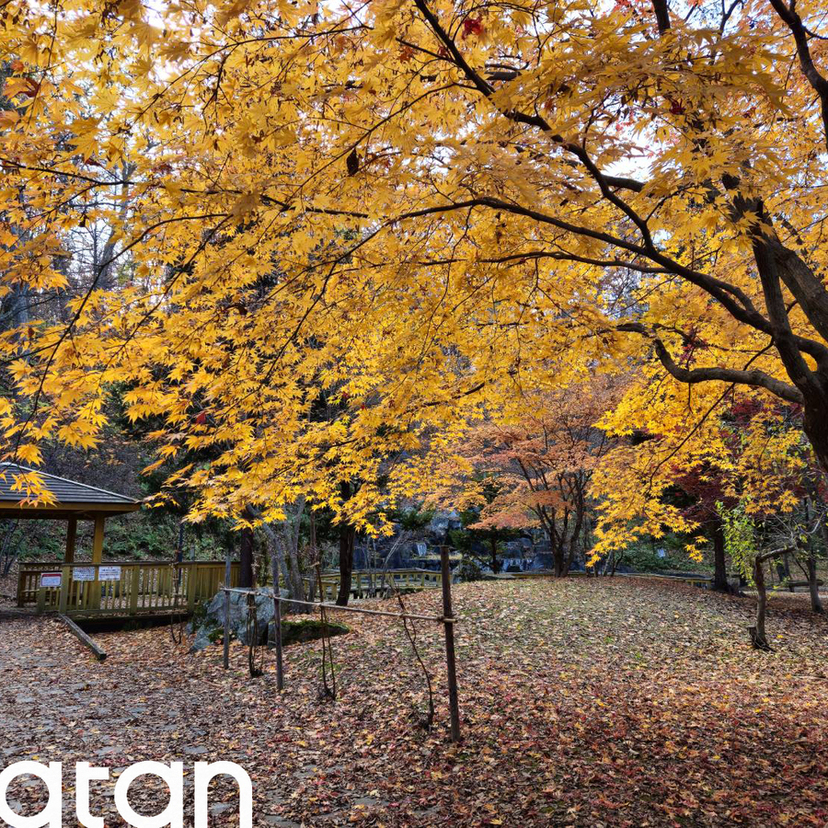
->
xmin=2 ymin=578 xmax=828 ymax=826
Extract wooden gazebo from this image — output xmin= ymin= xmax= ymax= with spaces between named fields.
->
xmin=3 ymin=463 xmax=237 ymax=617
xmin=0 ymin=461 xmax=141 ymax=564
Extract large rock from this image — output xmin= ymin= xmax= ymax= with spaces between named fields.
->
xmin=529 ymin=553 xmax=556 ymax=571
xmin=189 ymin=587 xmax=289 ymax=652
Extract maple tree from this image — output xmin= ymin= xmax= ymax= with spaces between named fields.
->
xmin=1 ymin=0 xmax=828 ymax=542
xmin=593 ymin=379 xmax=810 ymax=554
xmin=594 ymin=388 xmax=809 ymax=579
xmin=437 ymin=382 xmax=619 ymax=575
xmin=448 ymin=482 xmax=522 ymax=574
xmin=590 ymin=373 xmax=828 ymax=644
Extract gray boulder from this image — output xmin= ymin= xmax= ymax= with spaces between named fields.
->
xmin=189 ymin=587 xmax=289 ymax=652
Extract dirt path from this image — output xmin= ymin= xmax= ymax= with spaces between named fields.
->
xmin=2 ymin=579 xmax=828 ymax=826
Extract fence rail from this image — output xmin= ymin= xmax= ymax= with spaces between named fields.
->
xmin=17 ymin=561 xmax=240 ymax=618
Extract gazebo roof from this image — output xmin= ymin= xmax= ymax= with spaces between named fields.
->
xmin=0 ymin=463 xmax=141 ymax=519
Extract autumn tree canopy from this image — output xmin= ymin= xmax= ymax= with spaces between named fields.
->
xmin=2 ymin=0 xmax=828 ymax=530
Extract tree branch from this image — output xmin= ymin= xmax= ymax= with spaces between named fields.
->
xmin=655 ymin=338 xmax=803 ymax=402
xmin=651 ymin=0 xmax=672 ymax=32
xmin=768 ymin=0 xmax=828 ymax=149
xmin=411 ymin=0 xmax=647 ymax=200
xmin=394 ymin=196 xmax=828 ymax=362
xmin=616 ymin=322 xmax=804 ymax=402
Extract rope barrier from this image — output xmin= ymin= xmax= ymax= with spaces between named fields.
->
xmin=219 ymin=545 xmax=461 ymax=742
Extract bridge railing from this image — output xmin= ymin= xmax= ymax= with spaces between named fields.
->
xmin=17 ymin=561 xmax=240 ymax=617
xmin=304 ymin=568 xmax=444 ymax=601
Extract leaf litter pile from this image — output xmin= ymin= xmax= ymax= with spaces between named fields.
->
xmin=2 ymin=578 xmax=828 ymax=826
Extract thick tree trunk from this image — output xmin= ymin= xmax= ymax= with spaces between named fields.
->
xmin=712 ymin=519 xmax=729 ymax=592
xmin=490 ymin=539 xmax=500 ymax=574
xmin=336 ymin=522 xmax=356 ymax=606
xmin=565 ymin=530 xmax=580 ymax=574
xmin=239 ymin=526 xmax=255 ymax=588
xmin=335 ymin=481 xmax=358 ymax=606
xmin=803 ymin=398 xmax=828 ymax=475
xmin=552 ymin=543 xmax=568 ymax=577
xmin=749 ymin=556 xmax=771 ymax=650
xmin=537 ymin=509 xmax=567 ymax=576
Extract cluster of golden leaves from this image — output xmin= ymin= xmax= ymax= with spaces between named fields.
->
xmin=0 ymin=0 xmax=824 ymax=535
xmin=593 ymin=378 xmax=810 ymax=557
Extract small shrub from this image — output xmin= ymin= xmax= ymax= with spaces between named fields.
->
xmin=457 ymin=557 xmax=483 ymax=582
xmin=276 ymin=619 xmax=349 ymax=646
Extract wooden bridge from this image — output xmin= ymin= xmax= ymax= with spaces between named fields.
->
xmin=308 ymin=569 xmax=444 ymax=601
xmin=17 ymin=561 xmax=240 ymax=618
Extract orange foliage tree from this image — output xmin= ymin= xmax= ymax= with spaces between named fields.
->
xmin=435 ymin=381 xmax=622 ymax=575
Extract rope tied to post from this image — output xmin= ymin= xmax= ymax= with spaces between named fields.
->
xmin=221 ymin=547 xmax=462 ymax=743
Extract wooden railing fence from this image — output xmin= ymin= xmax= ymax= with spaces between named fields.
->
xmin=17 ymin=561 xmax=240 ymax=618
xmin=17 ymin=563 xmax=442 ymax=618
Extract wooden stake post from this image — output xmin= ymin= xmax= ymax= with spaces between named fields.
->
xmin=440 ymin=545 xmax=461 ymax=742
xmin=271 ymin=552 xmax=284 ymax=690
xmin=223 ymin=551 xmax=232 ymax=669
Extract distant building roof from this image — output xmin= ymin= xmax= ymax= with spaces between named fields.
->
xmin=0 ymin=463 xmax=140 ymax=518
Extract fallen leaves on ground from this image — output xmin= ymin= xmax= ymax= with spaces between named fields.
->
xmin=1 ymin=578 xmax=828 ymax=826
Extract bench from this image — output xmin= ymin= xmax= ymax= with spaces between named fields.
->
xmin=781 ymin=579 xmax=824 ymax=592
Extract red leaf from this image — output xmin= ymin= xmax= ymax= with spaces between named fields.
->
xmin=462 ymin=17 xmax=483 ymax=38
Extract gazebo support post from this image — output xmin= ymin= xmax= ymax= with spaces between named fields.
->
xmin=61 ymin=519 xmax=77 ymax=613
xmin=65 ymin=517 xmax=77 ymax=563
xmin=92 ymin=516 xmax=105 ymax=564
xmin=91 ymin=515 xmax=105 ymax=608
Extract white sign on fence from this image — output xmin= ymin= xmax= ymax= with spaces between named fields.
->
xmin=40 ymin=572 xmax=62 ymax=588
xmin=98 ymin=566 xmax=122 ymax=582
xmin=73 ymin=567 xmax=95 ymax=582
